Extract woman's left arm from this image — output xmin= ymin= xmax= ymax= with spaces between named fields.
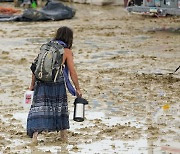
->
xmin=65 ymin=49 xmax=82 ymax=97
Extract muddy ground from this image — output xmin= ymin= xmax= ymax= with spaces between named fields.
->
xmin=0 ymin=1 xmax=180 ymax=154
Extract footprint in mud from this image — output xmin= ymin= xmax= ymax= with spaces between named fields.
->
xmin=4 ymin=114 xmax=13 ymax=119
xmin=0 ymin=138 xmax=11 ymax=147
xmin=0 ymin=89 xmax=6 ymax=93
xmin=70 ymin=145 xmax=79 ymax=153
xmin=14 ymin=57 xmax=28 ymax=65
xmin=1 ymin=51 xmax=9 ymax=55
xmin=9 ymin=118 xmax=21 ymax=123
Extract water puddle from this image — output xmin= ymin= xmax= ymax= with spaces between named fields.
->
xmin=132 ymin=35 xmax=151 ymax=42
xmin=137 ymin=68 xmax=177 ymax=75
xmin=84 ymin=39 xmax=122 ymax=49
xmin=144 ymin=27 xmax=180 ymax=34
xmin=0 ymin=68 xmax=14 ymax=76
xmin=77 ymin=138 xmax=157 ymax=154
xmin=0 ymin=38 xmax=28 ymax=50
xmin=12 ymin=96 xmax=180 ymax=153
xmin=91 ymin=50 xmax=133 ymax=59
xmin=26 ymin=38 xmax=50 ymax=44
xmin=0 ymin=37 xmax=49 ymax=51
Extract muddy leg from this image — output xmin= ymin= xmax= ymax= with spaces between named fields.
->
xmin=60 ymin=130 xmax=68 ymax=143
xmin=32 ymin=132 xmax=38 ymax=145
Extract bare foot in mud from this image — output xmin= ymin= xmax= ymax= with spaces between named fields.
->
xmin=31 ymin=132 xmax=38 ymax=146
xmin=60 ymin=130 xmax=68 ymax=143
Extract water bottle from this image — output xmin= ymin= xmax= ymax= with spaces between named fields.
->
xmin=23 ymin=90 xmax=34 ymax=109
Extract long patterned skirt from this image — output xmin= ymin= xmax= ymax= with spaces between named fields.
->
xmin=27 ymin=77 xmax=69 ymax=138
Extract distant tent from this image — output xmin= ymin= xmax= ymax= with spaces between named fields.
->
xmin=0 ymin=1 xmax=76 ymax=22
xmin=0 ymin=0 xmax=13 ymax=2
xmin=0 ymin=6 xmax=20 ymax=14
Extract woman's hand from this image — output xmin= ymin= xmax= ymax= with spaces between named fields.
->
xmin=29 ymin=85 xmax=34 ymax=91
xmin=76 ymin=89 xmax=82 ymax=97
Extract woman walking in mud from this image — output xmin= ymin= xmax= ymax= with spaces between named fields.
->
xmin=27 ymin=26 xmax=82 ymax=144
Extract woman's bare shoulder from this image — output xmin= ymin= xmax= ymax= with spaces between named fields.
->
xmin=63 ymin=48 xmax=73 ymax=64
xmin=64 ymin=48 xmax=72 ymax=53
xmin=64 ymin=48 xmax=73 ymax=57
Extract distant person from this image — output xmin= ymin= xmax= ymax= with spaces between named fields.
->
xmin=20 ymin=0 xmax=31 ymax=8
xmin=27 ymin=26 xmax=82 ymax=144
xmin=124 ymin=0 xmax=128 ymax=7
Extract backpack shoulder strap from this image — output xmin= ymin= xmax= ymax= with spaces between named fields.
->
xmin=48 ymin=40 xmax=64 ymax=53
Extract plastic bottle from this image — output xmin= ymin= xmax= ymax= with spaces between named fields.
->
xmin=23 ymin=90 xmax=34 ymax=109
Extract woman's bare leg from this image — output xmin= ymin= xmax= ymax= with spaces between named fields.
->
xmin=60 ymin=130 xmax=68 ymax=142
xmin=32 ymin=132 xmax=38 ymax=145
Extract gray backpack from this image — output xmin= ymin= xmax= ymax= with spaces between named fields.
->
xmin=34 ymin=40 xmax=64 ymax=82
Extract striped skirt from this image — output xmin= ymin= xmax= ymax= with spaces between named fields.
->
xmin=27 ymin=77 xmax=69 ymax=138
